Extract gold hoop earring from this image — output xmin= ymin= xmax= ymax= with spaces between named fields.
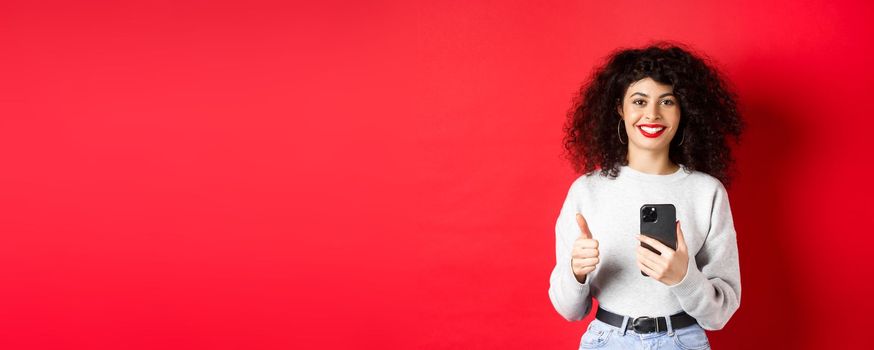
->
xmin=617 ymin=119 xmax=627 ymax=145
xmin=676 ymin=128 xmax=685 ymax=146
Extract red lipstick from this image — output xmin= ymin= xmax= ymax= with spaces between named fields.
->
xmin=637 ymin=124 xmax=667 ymax=138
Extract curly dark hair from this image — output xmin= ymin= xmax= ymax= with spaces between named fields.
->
xmin=562 ymin=41 xmax=744 ymax=186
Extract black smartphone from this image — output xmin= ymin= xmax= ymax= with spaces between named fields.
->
xmin=640 ymin=204 xmax=677 ymax=276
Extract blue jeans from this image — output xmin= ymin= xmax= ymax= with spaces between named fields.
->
xmin=579 ymin=318 xmax=711 ymax=350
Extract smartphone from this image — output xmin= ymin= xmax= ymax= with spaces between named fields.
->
xmin=640 ymin=204 xmax=677 ymax=276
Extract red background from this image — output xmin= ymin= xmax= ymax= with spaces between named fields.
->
xmin=1 ymin=1 xmax=873 ymax=348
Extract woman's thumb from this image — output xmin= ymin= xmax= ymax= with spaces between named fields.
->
xmin=676 ymin=220 xmax=687 ymax=251
xmin=576 ymin=213 xmax=592 ymax=239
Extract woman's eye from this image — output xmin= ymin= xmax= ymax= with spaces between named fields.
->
xmin=633 ymin=99 xmax=645 ymax=105
xmin=661 ymin=99 xmax=675 ymax=106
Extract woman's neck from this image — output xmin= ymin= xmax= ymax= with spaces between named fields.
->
xmin=626 ymin=147 xmax=679 ymax=175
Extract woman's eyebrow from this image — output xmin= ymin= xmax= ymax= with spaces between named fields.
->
xmin=630 ymin=92 xmax=675 ymax=98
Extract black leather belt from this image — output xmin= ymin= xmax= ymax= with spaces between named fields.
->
xmin=596 ymin=306 xmax=698 ymax=334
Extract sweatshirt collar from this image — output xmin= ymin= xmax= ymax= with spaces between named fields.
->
xmin=618 ymin=164 xmax=690 ymax=183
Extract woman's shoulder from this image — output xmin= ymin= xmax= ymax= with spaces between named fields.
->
xmin=682 ymin=167 xmax=728 ymax=194
xmin=573 ymin=168 xmax=612 ymax=184
xmin=566 ymin=169 xmax=615 ymax=195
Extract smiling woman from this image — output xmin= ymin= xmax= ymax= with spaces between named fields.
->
xmin=618 ymin=77 xmax=683 ymax=174
xmin=563 ymin=42 xmax=744 ymax=184
xmin=549 ymin=42 xmax=744 ymax=350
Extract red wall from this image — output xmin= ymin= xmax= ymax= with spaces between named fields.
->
xmin=1 ymin=1 xmax=872 ymax=348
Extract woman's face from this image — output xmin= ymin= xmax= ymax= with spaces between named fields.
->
xmin=617 ymin=77 xmax=682 ymax=153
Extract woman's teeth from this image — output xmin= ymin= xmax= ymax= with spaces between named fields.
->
xmin=640 ymin=126 xmax=665 ymax=133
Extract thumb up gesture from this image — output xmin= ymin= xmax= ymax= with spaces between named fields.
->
xmin=571 ymin=212 xmax=600 ymax=283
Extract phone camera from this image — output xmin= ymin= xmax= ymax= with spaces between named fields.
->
xmin=642 ymin=206 xmax=658 ymax=223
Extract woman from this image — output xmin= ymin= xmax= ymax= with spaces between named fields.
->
xmin=548 ymin=42 xmax=743 ymax=350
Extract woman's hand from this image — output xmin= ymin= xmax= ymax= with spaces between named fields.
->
xmin=571 ymin=212 xmax=600 ymax=283
xmin=636 ymin=220 xmax=689 ymax=286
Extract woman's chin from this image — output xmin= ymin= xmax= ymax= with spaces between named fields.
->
xmin=629 ymin=140 xmax=671 ymax=152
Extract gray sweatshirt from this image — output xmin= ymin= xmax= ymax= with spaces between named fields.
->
xmin=547 ymin=165 xmax=741 ymax=330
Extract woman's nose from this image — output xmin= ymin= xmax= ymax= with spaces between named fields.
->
xmin=644 ymin=107 xmax=662 ymax=120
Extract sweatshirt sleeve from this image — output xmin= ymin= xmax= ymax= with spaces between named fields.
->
xmin=548 ymin=180 xmax=593 ymax=321
xmin=668 ymin=182 xmax=742 ymax=330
